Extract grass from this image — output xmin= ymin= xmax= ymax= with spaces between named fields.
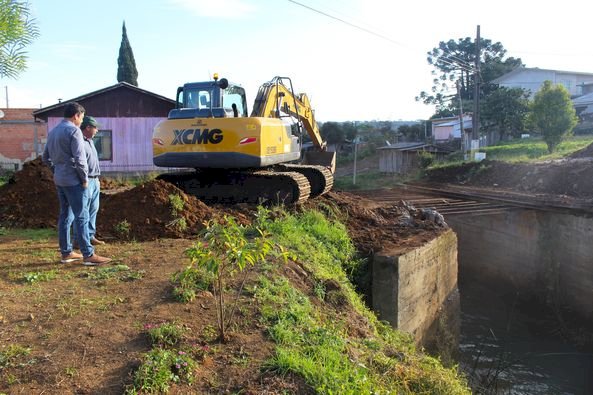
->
xmin=257 ymin=208 xmax=470 ymax=394
xmin=145 ymin=322 xmax=185 ymax=347
xmin=171 ymin=265 xmax=214 ymax=303
xmin=0 ymin=344 xmax=33 ymax=369
xmin=21 ymin=269 xmax=59 ymax=284
xmin=479 ymin=135 xmax=593 ymax=162
xmin=127 ymin=348 xmax=196 ymax=394
xmin=0 ymin=228 xmax=55 ymax=241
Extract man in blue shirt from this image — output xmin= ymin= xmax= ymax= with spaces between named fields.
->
xmin=42 ymin=102 xmax=111 ymax=266
xmin=73 ymin=115 xmax=106 ymax=246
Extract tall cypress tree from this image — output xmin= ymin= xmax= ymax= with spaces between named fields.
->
xmin=117 ymin=21 xmax=138 ymax=86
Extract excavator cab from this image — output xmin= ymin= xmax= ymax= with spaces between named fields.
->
xmin=169 ymin=75 xmax=248 ymax=120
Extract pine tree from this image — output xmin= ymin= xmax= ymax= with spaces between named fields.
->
xmin=117 ymin=21 xmax=138 ymax=86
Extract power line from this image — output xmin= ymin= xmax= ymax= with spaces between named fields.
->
xmin=287 ymin=0 xmax=474 ymax=73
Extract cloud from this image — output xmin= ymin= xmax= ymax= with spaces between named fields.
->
xmin=168 ymin=0 xmax=256 ymax=18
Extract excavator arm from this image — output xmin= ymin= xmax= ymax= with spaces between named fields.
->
xmin=251 ymin=77 xmax=327 ymax=151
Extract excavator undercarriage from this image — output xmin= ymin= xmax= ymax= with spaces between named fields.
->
xmin=158 ymin=163 xmax=331 ymax=205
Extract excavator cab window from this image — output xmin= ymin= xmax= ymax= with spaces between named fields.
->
xmin=183 ymin=88 xmax=211 ymax=109
xmin=222 ymin=85 xmax=248 ymax=117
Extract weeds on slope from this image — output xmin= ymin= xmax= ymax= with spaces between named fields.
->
xmin=256 ymin=207 xmax=470 ymax=394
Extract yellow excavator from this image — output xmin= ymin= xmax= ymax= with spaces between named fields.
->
xmin=153 ymin=74 xmax=335 ymax=204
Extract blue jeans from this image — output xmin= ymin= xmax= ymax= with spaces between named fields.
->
xmin=57 ymin=184 xmax=94 ymax=258
xmin=73 ymin=178 xmax=100 ymax=239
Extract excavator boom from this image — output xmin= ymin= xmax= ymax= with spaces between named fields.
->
xmin=251 ymin=77 xmax=336 ymax=172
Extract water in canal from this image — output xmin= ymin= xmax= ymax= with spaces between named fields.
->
xmin=458 ymin=279 xmax=593 ymax=394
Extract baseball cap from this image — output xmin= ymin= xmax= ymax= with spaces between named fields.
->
xmin=81 ymin=115 xmax=100 ymax=129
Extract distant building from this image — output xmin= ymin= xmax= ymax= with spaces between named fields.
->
xmin=431 ymin=115 xmax=472 ymax=142
xmin=377 ymin=142 xmax=452 ymax=174
xmin=34 ymin=82 xmax=176 ymax=174
xmin=573 ymin=92 xmax=593 ymax=120
xmin=491 ymin=67 xmax=593 ymax=98
xmin=0 ymin=108 xmax=45 ymax=171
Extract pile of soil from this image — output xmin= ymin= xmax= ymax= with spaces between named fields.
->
xmin=0 ymin=159 xmax=216 ymax=240
xmin=425 ymin=158 xmax=593 ymax=199
xmin=568 ymin=142 xmax=593 ymax=158
xmin=98 ymin=179 xmax=214 ymax=241
xmin=308 ymin=191 xmax=447 ymax=255
xmin=0 ymin=157 xmax=58 ymax=228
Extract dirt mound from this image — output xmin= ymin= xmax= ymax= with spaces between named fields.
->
xmin=0 ymin=157 xmax=58 ymax=228
xmin=0 ymin=161 xmax=216 ymax=240
xmin=307 ymin=191 xmax=447 ymax=255
xmin=98 ymin=179 xmax=214 ymax=241
xmin=425 ymin=159 xmax=593 ymax=198
xmin=569 ymin=142 xmax=593 ymax=158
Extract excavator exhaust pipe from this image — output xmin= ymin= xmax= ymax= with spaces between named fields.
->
xmin=302 ymin=151 xmax=336 ymax=174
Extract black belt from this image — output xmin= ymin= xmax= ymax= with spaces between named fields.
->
xmin=89 ymin=176 xmax=100 ymax=178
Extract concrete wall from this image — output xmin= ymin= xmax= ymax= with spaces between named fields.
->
xmin=448 ymin=210 xmax=593 ymax=320
xmin=372 ymin=229 xmax=459 ymax=349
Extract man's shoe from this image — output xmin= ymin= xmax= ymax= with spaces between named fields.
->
xmin=61 ymin=251 xmax=83 ymax=263
xmin=83 ymin=254 xmax=112 ymax=266
xmin=91 ymin=237 xmax=106 ymax=245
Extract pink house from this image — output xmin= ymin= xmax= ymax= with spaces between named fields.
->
xmin=33 ymin=83 xmax=176 ymax=174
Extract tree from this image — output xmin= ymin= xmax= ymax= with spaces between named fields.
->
xmin=416 ymin=37 xmax=522 ymax=110
xmin=320 ymin=121 xmax=345 ymax=145
xmin=481 ymin=87 xmax=530 ymax=140
xmin=529 ymin=81 xmax=578 ymax=153
xmin=117 ymin=21 xmax=138 ymax=86
xmin=0 ymin=0 xmax=39 ymax=79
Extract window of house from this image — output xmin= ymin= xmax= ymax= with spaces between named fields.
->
xmin=93 ymin=130 xmax=113 ymax=161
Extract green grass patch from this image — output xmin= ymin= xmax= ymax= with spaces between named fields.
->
xmin=256 ymin=275 xmax=469 ymax=394
xmin=0 ymin=344 xmax=36 ymax=369
xmin=126 ymin=348 xmax=196 ymax=394
xmin=21 ymin=269 xmax=59 ymax=284
xmin=171 ymin=265 xmax=214 ymax=303
xmin=267 ymin=209 xmax=356 ymax=280
xmin=145 ymin=322 xmax=185 ymax=347
xmin=479 ymin=136 xmax=593 ymax=163
xmin=0 ymin=228 xmax=55 ymax=241
xmin=256 ymin=209 xmax=469 ymax=394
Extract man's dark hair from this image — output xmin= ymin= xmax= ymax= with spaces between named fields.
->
xmin=63 ymin=102 xmax=85 ymax=118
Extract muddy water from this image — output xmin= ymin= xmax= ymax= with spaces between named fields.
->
xmin=458 ymin=280 xmax=593 ymax=394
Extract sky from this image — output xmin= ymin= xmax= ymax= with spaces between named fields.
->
xmin=2 ymin=0 xmax=592 ymax=122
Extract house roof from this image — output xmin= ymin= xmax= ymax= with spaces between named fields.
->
xmin=436 ymin=119 xmax=472 ymax=128
xmin=33 ymin=82 xmax=175 ymax=117
xmin=573 ymin=92 xmax=593 ymax=106
xmin=378 ymin=142 xmax=453 ymax=153
xmin=0 ymin=108 xmax=36 ymax=121
xmin=492 ymin=66 xmax=593 ymax=84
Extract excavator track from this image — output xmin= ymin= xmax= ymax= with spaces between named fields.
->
xmin=157 ymin=170 xmax=311 ymax=205
xmin=276 ymin=164 xmax=333 ymax=198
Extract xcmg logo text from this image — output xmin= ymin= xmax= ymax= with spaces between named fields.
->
xmin=171 ymin=129 xmax=223 ymax=145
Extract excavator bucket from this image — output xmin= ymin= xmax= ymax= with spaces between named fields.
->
xmin=302 ymin=151 xmax=336 ymax=174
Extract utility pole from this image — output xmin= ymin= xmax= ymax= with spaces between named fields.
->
xmin=472 ymin=25 xmax=481 ymax=158
xmin=457 ymin=80 xmax=467 ymax=159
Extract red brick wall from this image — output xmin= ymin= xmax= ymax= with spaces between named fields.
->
xmin=0 ymin=108 xmax=47 ymax=168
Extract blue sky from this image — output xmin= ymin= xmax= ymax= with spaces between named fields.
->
xmin=3 ymin=0 xmax=592 ymax=121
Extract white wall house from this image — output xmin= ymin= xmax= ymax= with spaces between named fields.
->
xmin=491 ymin=67 xmax=593 ymax=97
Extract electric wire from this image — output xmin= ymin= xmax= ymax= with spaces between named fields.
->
xmin=287 ymin=0 xmax=474 ymax=73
